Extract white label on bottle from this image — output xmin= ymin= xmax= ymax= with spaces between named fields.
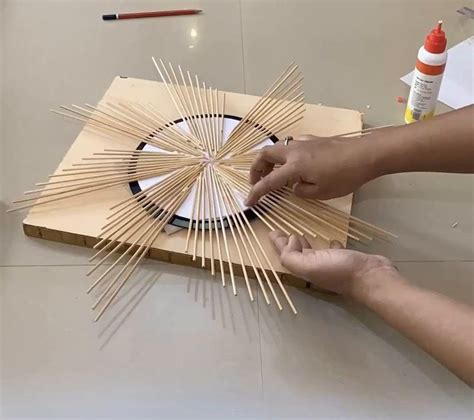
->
xmin=407 ymin=69 xmax=443 ymax=119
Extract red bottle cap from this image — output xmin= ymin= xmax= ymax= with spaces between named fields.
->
xmin=424 ymin=21 xmax=447 ymax=53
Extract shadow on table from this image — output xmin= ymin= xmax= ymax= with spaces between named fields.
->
xmin=185 ymin=271 xmax=259 ymax=342
xmin=97 ymin=271 xmax=160 ymax=350
xmin=94 ymin=262 xmax=259 ymax=348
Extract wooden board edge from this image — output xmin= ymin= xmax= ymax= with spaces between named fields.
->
xmin=22 ymin=222 xmax=309 ymax=289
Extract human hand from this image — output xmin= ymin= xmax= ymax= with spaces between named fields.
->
xmin=270 ymin=230 xmax=396 ymax=299
xmin=246 ymin=135 xmax=376 ymax=206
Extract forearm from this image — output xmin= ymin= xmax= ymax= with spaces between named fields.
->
xmin=365 ymin=105 xmax=474 ymax=177
xmin=351 ymin=269 xmax=474 ymax=386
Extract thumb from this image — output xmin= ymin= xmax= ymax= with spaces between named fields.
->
xmin=292 ymin=181 xmax=320 ymax=198
xmin=280 ymin=235 xmax=306 ymax=276
xmin=286 ymin=234 xmax=303 ymax=252
xmin=269 ymin=230 xmax=289 ymax=253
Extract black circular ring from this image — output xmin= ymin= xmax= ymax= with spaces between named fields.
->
xmin=128 ymin=114 xmax=279 ymax=230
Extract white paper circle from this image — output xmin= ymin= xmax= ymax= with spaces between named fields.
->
xmin=135 ymin=116 xmax=275 ymax=221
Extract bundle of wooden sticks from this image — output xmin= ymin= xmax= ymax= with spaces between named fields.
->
xmin=9 ymin=59 xmax=395 ymax=321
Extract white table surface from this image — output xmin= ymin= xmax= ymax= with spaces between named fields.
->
xmin=1 ymin=1 xmax=473 ymax=418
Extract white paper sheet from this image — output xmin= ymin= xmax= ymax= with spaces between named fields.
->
xmin=401 ymin=36 xmax=474 ymax=109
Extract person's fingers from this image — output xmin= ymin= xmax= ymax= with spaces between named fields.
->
xmin=271 ymin=232 xmax=313 ymax=259
xmin=297 ymin=235 xmax=312 ymax=249
xmin=246 ymin=164 xmax=299 ymax=206
xmin=249 ymin=144 xmax=287 ymax=185
xmin=260 ymin=142 xmax=288 ymax=163
xmin=330 ymin=240 xmax=344 ymax=249
xmin=279 ymin=235 xmax=308 ymax=276
xmin=260 ymin=164 xmax=274 ymax=180
xmin=249 ymin=161 xmax=274 ymax=185
xmin=286 ymin=234 xmax=303 ymax=253
xmin=269 ymin=230 xmax=288 ymax=254
xmin=292 ymin=181 xmax=321 ymax=198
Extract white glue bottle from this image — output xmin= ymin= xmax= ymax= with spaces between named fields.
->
xmin=405 ymin=21 xmax=447 ymax=123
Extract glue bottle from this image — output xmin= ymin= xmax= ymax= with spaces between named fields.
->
xmin=405 ymin=21 xmax=447 ymax=124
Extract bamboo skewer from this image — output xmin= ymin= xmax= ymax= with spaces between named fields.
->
xmin=50 ymin=162 xmax=194 ymax=177
xmin=65 ymin=104 xmax=150 ymax=137
xmin=219 ymin=93 xmax=225 ymax=149
xmin=176 ymin=65 xmax=203 ymax=143
xmin=228 ymin=102 xmax=305 ymax=157
xmin=225 ymin=83 xmax=303 ymax=152
xmin=52 ymin=106 xmax=200 ymax=156
xmin=87 ymin=200 xmax=167 ymax=274
xmin=203 ymin=167 xmax=214 ymax=274
xmin=213 ymin=172 xmax=312 ymax=238
xmin=215 ymin=168 xmax=292 ymax=235
xmin=107 ymin=170 xmax=179 ymax=214
xmin=229 ymin=164 xmax=392 ymax=241
xmin=166 ymin=62 xmax=202 ymax=143
xmin=218 ymin=166 xmax=381 ymax=243
xmin=93 ymin=186 xmax=192 ymax=321
xmin=196 ymin=80 xmax=212 ymax=156
xmin=92 ymin=166 xmax=198 ymax=268
xmin=217 ymin=64 xmax=303 ymax=157
xmin=79 ymin=103 xmax=154 ymax=134
xmin=223 ymin=63 xmax=299 ymax=145
xmin=335 ymin=124 xmax=394 ymax=138
xmin=211 ymin=89 xmax=218 ymax=156
xmin=152 ymin=58 xmax=193 ymax=139
xmin=201 ymin=169 xmax=207 ymax=267
xmin=106 ymin=101 xmax=203 ymax=154
xmin=40 ymin=162 xmax=188 ymax=184
xmin=199 ymin=82 xmax=212 ymax=156
xmin=209 ymin=169 xmax=241 ymax=295
xmin=213 ymin=174 xmax=259 ymax=303
xmin=218 ymin=171 xmax=297 ymax=314
xmin=217 ymin=171 xmax=298 ymax=313
xmin=209 ymin=170 xmax=250 ymax=299
xmin=96 ymin=167 xmax=198 ymax=242
xmin=192 ymin=174 xmax=203 ymax=261
xmin=88 ymin=181 xmax=192 ymax=296
xmin=204 ymin=167 xmax=224 ymax=283
xmin=70 ymin=104 xmax=180 ymax=153
xmin=186 ymin=70 xmax=207 ymax=149
xmin=185 ymin=179 xmax=200 ymax=253
xmin=90 ymin=167 xmax=200 ymax=265
xmin=7 ymin=177 xmax=140 ymax=212
xmin=205 ymin=86 xmax=215 ymax=157
xmin=19 ymin=168 xmax=173 ymax=197
xmin=161 ymin=59 xmax=206 ymax=145
xmin=138 ymin=101 xmax=204 ymax=150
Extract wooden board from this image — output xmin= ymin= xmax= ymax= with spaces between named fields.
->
xmin=23 ymin=76 xmax=362 ymax=288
